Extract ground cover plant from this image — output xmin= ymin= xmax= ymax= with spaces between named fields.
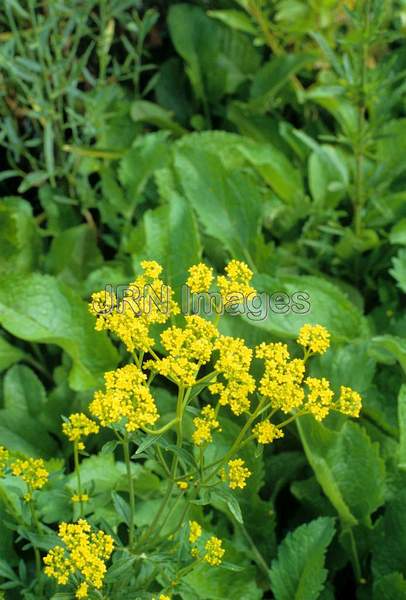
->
xmin=0 ymin=0 xmax=406 ymax=598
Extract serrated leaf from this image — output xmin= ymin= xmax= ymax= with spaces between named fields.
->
xmin=297 ymin=418 xmax=385 ymax=525
xmin=269 ymin=517 xmax=335 ymax=600
xmin=373 ymin=573 xmax=406 ymax=600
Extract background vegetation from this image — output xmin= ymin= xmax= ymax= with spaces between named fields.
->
xmin=1 ymin=0 xmax=406 ymax=598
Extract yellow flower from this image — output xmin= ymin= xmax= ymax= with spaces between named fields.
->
xmin=337 ymin=386 xmax=362 ymax=418
xmin=227 ymin=458 xmax=251 ymax=489
xmin=256 ymin=343 xmax=305 ymax=413
xmin=252 ymin=421 xmax=284 ymax=445
xmin=90 ymin=364 xmax=159 ymax=432
xmin=204 ymin=536 xmax=224 ymax=566
xmin=0 ymin=446 xmax=9 ymax=477
xmin=89 ymin=261 xmax=179 ymax=353
xmin=44 ymin=519 xmax=114 ymax=595
xmin=297 ymin=324 xmax=330 ymax=355
xmin=11 ymin=458 xmax=48 ymax=500
xmin=62 ymin=413 xmax=99 ymax=446
xmin=75 ymin=582 xmax=89 ymax=599
xmin=217 ymin=260 xmax=255 ymax=304
xmin=177 ymin=481 xmax=188 ymax=491
xmin=210 ymin=336 xmax=255 ymax=415
xmin=305 ymin=377 xmax=334 ymax=421
xmin=192 ymin=405 xmax=220 ymax=446
xmin=187 ymin=263 xmax=214 ymax=293
xmin=71 ymin=493 xmax=89 ymax=503
xmin=189 ymin=520 xmax=202 ymax=544
xmin=145 ymin=315 xmax=218 ymax=386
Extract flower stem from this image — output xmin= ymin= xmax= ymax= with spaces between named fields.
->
xmin=73 ymin=441 xmax=83 ymax=518
xmin=122 ymin=434 xmax=135 ymax=548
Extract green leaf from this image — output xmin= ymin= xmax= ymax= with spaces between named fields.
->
xmin=369 ymin=335 xmax=406 ymax=376
xmin=129 ymin=192 xmax=201 ymax=303
xmin=0 ymin=336 xmax=25 ymax=372
xmin=389 ymin=219 xmax=406 ymax=246
xmin=0 ymin=408 xmax=57 ymax=456
xmin=0 ymin=273 xmax=118 ymax=390
xmin=269 ymin=517 xmax=335 ymax=600
xmin=373 ymin=573 xmax=406 ymax=600
xmin=207 ymin=9 xmax=257 ymax=35
xmin=168 ymin=4 xmax=260 ymax=103
xmin=372 ymin=490 xmax=406 ymax=579
xmin=390 ymin=249 xmax=406 ymax=293
xmin=173 ymin=145 xmax=262 ymax=264
xmin=398 ymin=385 xmax=406 ymax=470
xmin=46 ymin=224 xmax=103 ymax=292
xmin=0 ymin=197 xmax=41 ymax=275
xmin=130 ymin=101 xmax=186 ymax=135
xmin=297 ymin=418 xmax=385 ymax=526
xmin=3 ymin=365 xmax=46 ymax=418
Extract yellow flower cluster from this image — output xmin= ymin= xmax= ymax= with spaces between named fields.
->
xmin=305 ymin=377 xmax=334 ymax=421
xmin=189 ymin=520 xmax=202 ymax=544
xmin=90 ymin=364 xmax=159 ymax=432
xmin=0 ymin=446 xmax=8 ymax=477
xmin=253 ymin=421 xmax=284 ymax=444
xmin=62 ymin=413 xmax=99 ymax=450
xmin=210 ymin=336 xmax=255 ymax=415
xmin=256 ymin=342 xmax=305 ymax=413
xmin=297 ymin=324 xmax=330 ymax=355
xmin=204 ymin=536 xmax=225 ymax=566
xmin=43 ymin=519 xmax=114 ymax=598
xmin=89 ymin=260 xmax=179 ymax=353
xmin=187 ymin=263 xmax=213 ymax=293
xmin=192 ymin=405 xmax=220 ymax=446
xmin=337 ymin=386 xmax=362 ymax=418
xmin=217 ymin=260 xmax=255 ymax=303
xmin=145 ymin=315 xmax=218 ymax=386
xmin=11 ymin=458 xmax=48 ymax=500
xmin=227 ymin=458 xmax=251 ymax=489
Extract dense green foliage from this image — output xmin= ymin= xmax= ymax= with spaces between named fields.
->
xmin=1 ymin=0 xmax=406 ymax=598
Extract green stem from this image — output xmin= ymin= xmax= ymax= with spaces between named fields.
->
xmin=123 ymin=434 xmax=135 ymax=548
xmin=73 ymin=442 xmax=84 ymax=519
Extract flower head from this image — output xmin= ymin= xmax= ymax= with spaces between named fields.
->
xmin=11 ymin=458 xmax=48 ymax=500
xmin=187 ymin=263 xmax=214 ymax=294
xmin=189 ymin=520 xmax=202 ymax=544
xmin=204 ymin=536 xmax=224 ymax=566
xmin=227 ymin=458 xmax=251 ymax=489
xmin=305 ymin=377 xmax=334 ymax=421
xmin=192 ymin=405 xmax=220 ymax=446
xmin=337 ymin=386 xmax=362 ymax=418
xmin=0 ymin=446 xmax=9 ymax=477
xmin=90 ymin=364 xmax=159 ymax=432
xmin=217 ymin=260 xmax=255 ymax=304
xmin=297 ymin=324 xmax=330 ymax=355
xmin=62 ymin=413 xmax=99 ymax=449
xmin=44 ymin=519 xmax=114 ymax=597
xmin=253 ymin=421 xmax=284 ymax=445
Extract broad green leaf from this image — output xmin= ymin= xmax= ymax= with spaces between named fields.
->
xmin=390 ymin=249 xmax=406 ymax=293
xmin=236 ymin=140 xmax=304 ymax=204
xmin=269 ymin=517 xmax=335 ymax=600
xmin=46 ymin=224 xmax=103 ymax=293
xmin=0 ymin=408 xmax=57 ymax=456
xmin=239 ymin=273 xmax=368 ymax=343
xmin=0 ymin=336 xmax=25 ymax=372
xmin=372 ymin=490 xmax=406 ymax=579
xmin=297 ymin=418 xmax=385 ymax=526
xmin=0 ymin=273 xmax=118 ymax=390
xmin=207 ymin=9 xmax=257 ymax=35
xmin=373 ymin=573 xmax=406 ymax=600
xmin=369 ymin=335 xmax=406 ymax=376
xmin=0 ymin=197 xmax=41 ymax=275
xmin=3 ymin=365 xmax=46 ymax=418
xmin=173 ymin=145 xmax=262 ymax=264
xmin=128 ymin=192 xmax=201 ymax=303
xmin=308 ymin=145 xmax=349 ymax=207
xmin=398 ymin=385 xmax=406 ymax=470
xmin=168 ymin=4 xmax=260 ymax=103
